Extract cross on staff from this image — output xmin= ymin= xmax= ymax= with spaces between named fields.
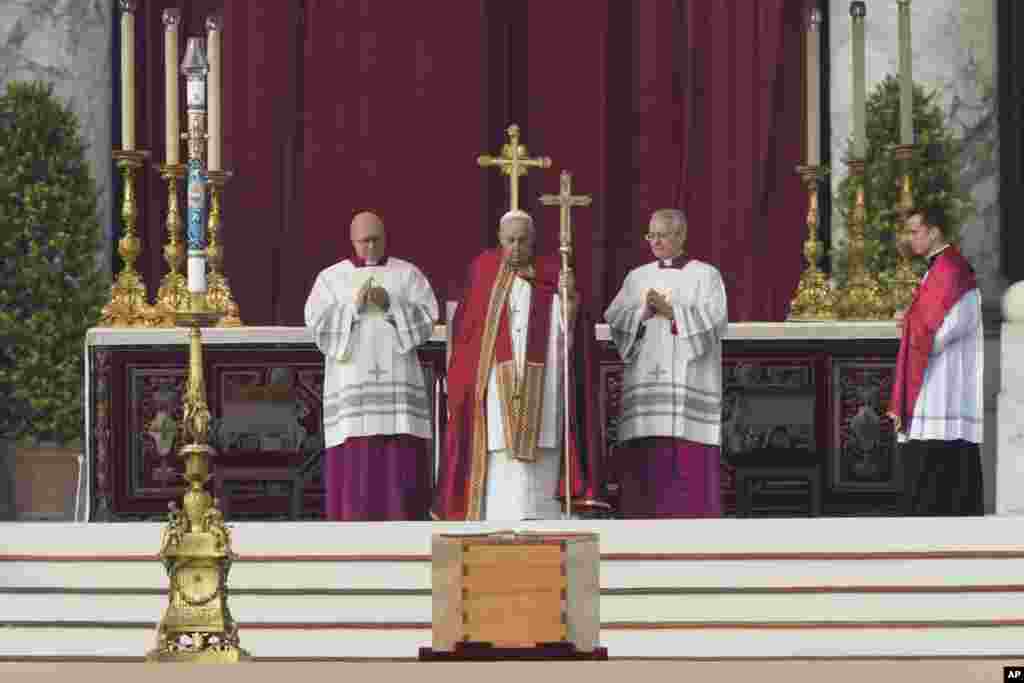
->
xmin=478 ymin=124 xmax=552 ymax=211
xmin=539 ymin=169 xmax=592 ymax=521
xmin=539 ymin=170 xmax=592 ymax=274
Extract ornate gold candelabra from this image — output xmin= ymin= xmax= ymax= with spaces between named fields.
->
xmin=147 ymin=36 xmax=249 ymax=664
xmin=153 ymin=163 xmax=190 ymax=325
xmin=833 ymin=160 xmax=887 ymax=319
xmin=101 ymin=150 xmax=156 ymax=326
xmin=146 ymin=304 xmax=249 ymax=663
xmin=205 ymin=170 xmax=242 ymax=326
xmin=886 ymin=143 xmax=919 ymax=317
xmin=788 ymin=165 xmax=836 ymax=320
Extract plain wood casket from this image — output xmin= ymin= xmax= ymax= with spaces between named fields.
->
xmin=431 ymin=531 xmax=600 ymax=652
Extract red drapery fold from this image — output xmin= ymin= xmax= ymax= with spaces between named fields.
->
xmin=608 ymin=0 xmax=806 ymax=322
xmin=125 ymin=0 xmax=807 ymax=324
xmin=291 ymin=0 xmax=490 ymax=324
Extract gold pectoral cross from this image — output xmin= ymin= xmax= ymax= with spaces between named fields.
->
xmin=478 ymin=124 xmax=552 ymax=211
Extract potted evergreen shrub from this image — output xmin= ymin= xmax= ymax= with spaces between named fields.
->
xmin=0 ymin=80 xmax=107 ymax=519
xmin=832 ymin=75 xmax=974 ymax=289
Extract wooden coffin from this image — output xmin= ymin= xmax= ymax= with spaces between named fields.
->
xmin=431 ymin=531 xmax=600 ymax=652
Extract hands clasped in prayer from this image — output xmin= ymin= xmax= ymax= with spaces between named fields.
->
xmin=643 ymin=288 xmax=674 ymax=321
xmin=356 ymin=277 xmax=390 ymax=313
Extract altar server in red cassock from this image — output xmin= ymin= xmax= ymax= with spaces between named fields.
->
xmin=305 ymin=211 xmax=439 ymax=520
xmin=888 ymin=206 xmax=984 ymax=516
xmin=604 ymin=209 xmax=729 ymax=518
xmin=433 ymin=210 xmax=605 ymax=521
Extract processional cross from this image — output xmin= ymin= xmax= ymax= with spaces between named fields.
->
xmin=478 ymin=124 xmax=552 ymax=211
xmin=539 ymin=170 xmax=592 ymax=275
xmin=539 ymin=170 xmax=592 ymax=520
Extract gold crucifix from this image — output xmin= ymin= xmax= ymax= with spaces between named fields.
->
xmin=539 ymin=170 xmax=592 ymax=273
xmin=478 ymin=124 xmax=552 ymax=211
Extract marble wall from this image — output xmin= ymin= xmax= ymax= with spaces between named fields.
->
xmin=0 ymin=0 xmax=114 ymax=278
xmin=829 ymin=0 xmax=1002 ymax=306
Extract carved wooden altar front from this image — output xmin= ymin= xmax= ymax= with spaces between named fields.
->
xmin=85 ymin=323 xmax=901 ymax=521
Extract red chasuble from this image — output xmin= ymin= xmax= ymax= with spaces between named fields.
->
xmin=432 ymin=248 xmax=605 ymax=521
xmin=889 ymin=246 xmax=978 ymax=435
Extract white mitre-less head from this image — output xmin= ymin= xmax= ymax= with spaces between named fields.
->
xmin=500 ymin=209 xmax=534 ymax=230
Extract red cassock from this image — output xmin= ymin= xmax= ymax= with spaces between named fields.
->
xmin=432 ymin=248 xmax=606 ymax=521
xmin=889 ymin=246 xmax=977 ymax=435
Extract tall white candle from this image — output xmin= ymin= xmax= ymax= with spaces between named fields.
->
xmin=898 ymin=0 xmax=913 ymax=145
xmin=120 ymin=0 xmax=136 ymax=150
xmin=163 ymin=10 xmax=180 ymax=165
xmin=806 ymin=8 xmax=822 ymax=167
xmin=850 ymin=2 xmax=867 ymax=160
xmin=188 ymin=252 xmax=207 ymax=294
xmin=207 ymin=15 xmax=222 ymax=172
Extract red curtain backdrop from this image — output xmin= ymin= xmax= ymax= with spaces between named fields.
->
xmin=125 ymin=0 xmax=806 ymax=324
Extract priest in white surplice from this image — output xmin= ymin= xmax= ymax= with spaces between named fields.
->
xmin=305 ymin=211 xmax=439 ymax=520
xmin=433 ymin=210 xmax=604 ymax=521
xmin=887 ymin=206 xmax=983 ymax=515
xmin=605 ymin=209 xmax=728 ymax=518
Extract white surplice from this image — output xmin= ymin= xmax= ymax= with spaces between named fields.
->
xmin=604 ymin=259 xmax=729 ymax=446
xmin=304 ymin=257 xmax=439 ymax=448
xmin=481 ymin=275 xmax=566 ymax=521
xmin=899 ymin=283 xmax=984 ymax=444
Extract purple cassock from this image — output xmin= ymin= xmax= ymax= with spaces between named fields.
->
xmin=323 ymin=434 xmax=432 ymax=521
xmin=613 ymin=437 xmax=722 ymax=518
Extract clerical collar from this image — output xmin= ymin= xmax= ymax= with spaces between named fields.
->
xmin=658 ymin=256 xmax=688 ymax=269
xmin=926 ymin=244 xmax=950 ymax=269
xmin=352 ymin=254 xmax=388 ymax=268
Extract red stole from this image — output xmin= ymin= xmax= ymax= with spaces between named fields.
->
xmin=433 ymin=249 xmax=604 ymax=521
xmin=889 ymin=246 xmax=977 ymax=434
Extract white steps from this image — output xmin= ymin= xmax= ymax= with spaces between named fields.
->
xmin=3 ymin=518 xmax=1024 ymax=659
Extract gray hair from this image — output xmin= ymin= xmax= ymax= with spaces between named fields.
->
xmin=499 ymin=209 xmax=535 ymax=234
xmin=651 ymin=208 xmax=687 ymax=237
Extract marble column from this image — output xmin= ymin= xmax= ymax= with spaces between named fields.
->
xmin=0 ymin=0 xmax=115 ymax=279
xmin=996 ymin=282 xmax=1024 ymax=515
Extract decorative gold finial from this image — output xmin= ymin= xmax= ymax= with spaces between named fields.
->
xmin=788 ymin=165 xmax=836 ymax=320
xmin=886 ymin=144 xmax=919 ymax=317
xmin=101 ymin=150 xmax=157 ymax=327
xmin=833 ymin=160 xmax=887 ymax=319
xmin=478 ymin=124 xmax=552 ymax=211
xmin=204 ymin=170 xmax=242 ymax=326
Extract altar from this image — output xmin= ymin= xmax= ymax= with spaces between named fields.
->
xmin=84 ymin=321 xmax=902 ymax=522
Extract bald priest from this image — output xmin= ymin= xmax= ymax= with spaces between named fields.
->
xmin=305 ymin=211 xmax=439 ymax=521
xmin=433 ymin=210 xmax=606 ymax=521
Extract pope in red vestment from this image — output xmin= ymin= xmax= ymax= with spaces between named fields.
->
xmin=432 ymin=211 xmax=606 ymax=521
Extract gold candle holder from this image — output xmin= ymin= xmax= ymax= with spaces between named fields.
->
xmin=152 ymin=163 xmax=190 ymax=325
xmin=101 ymin=149 xmax=156 ymax=326
xmin=833 ymin=160 xmax=887 ymax=319
xmin=887 ymin=143 xmax=919 ymax=317
xmin=147 ymin=306 xmax=250 ymax=663
xmin=204 ymin=170 xmax=242 ymax=326
xmin=788 ymin=165 xmax=836 ymax=320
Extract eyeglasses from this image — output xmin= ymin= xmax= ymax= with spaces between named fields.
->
xmin=644 ymin=231 xmax=679 ymax=241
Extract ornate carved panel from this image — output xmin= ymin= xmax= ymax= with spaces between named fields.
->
xmin=830 ymin=360 xmax=900 ymax=492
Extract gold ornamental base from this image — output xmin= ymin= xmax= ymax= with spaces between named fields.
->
xmin=148 ymin=302 xmax=249 ymax=663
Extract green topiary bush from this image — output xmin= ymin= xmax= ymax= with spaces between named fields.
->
xmin=0 ymin=80 xmax=107 ymax=446
xmin=833 ymin=75 xmax=974 ymax=288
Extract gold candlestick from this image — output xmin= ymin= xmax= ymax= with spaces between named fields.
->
xmin=833 ymin=160 xmax=887 ymax=319
xmin=101 ymin=149 xmax=156 ymax=326
xmin=204 ymin=170 xmax=241 ymax=326
xmin=887 ymin=143 xmax=919 ymax=317
xmin=788 ymin=165 xmax=835 ymax=320
xmin=153 ymin=164 xmax=189 ymax=325
xmin=147 ymin=306 xmax=250 ymax=663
